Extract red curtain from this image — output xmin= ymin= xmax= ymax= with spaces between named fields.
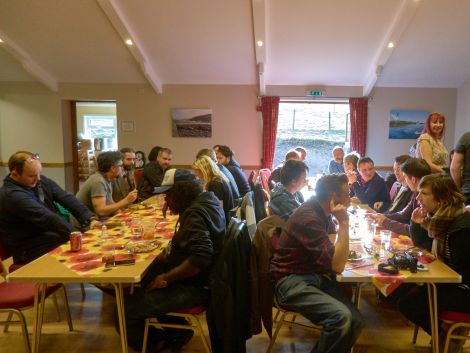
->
xmin=349 ymin=98 xmax=368 ymax=156
xmin=261 ymin=96 xmax=280 ymax=169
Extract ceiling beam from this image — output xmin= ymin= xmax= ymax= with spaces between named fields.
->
xmin=97 ymin=0 xmax=163 ymax=94
xmin=362 ymin=0 xmax=421 ymax=96
xmin=252 ymin=0 xmax=266 ymax=95
xmin=0 ymin=31 xmax=58 ymax=91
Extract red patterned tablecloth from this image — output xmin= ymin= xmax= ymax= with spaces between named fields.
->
xmin=48 ymin=205 xmax=178 ymax=277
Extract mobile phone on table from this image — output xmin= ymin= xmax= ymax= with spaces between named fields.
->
xmin=105 ymin=259 xmax=136 ymax=268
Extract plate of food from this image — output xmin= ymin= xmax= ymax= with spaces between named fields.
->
xmin=348 ymin=250 xmax=365 ymax=262
xmin=125 ymin=240 xmax=161 ymax=253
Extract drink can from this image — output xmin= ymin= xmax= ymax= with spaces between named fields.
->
xmin=70 ymin=231 xmax=82 ymax=252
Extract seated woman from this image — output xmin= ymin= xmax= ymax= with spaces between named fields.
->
xmin=398 ymin=174 xmax=470 ymax=347
xmin=215 ymin=145 xmax=251 ymax=196
xmin=415 ymin=112 xmax=448 ymax=173
xmin=193 ymin=155 xmax=234 ymax=223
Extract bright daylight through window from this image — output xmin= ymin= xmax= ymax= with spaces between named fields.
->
xmin=273 ymin=101 xmax=349 ymax=175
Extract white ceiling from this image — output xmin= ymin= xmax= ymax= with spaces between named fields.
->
xmin=1 ymin=0 xmax=469 ymax=95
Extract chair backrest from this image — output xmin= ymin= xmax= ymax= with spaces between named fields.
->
xmin=258 ymin=169 xmax=272 ymax=193
xmin=134 ymin=168 xmax=144 ymax=187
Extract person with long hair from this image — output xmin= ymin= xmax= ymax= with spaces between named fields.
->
xmin=193 ymin=155 xmax=234 ymax=223
xmin=398 ymin=174 xmax=470 ymax=350
xmin=215 ymin=145 xmax=251 ymax=196
xmin=415 ymin=112 xmax=448 ymax=173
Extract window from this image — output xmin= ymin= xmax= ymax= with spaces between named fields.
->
xmin=84 ymin=115 xmax=117 ymax=151
xmin=274 ymin=100 xmax=349 ymax=175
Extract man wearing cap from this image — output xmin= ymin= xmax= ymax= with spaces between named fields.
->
xmin=123 ymin=168 xmax=226 ymax=352
xmin=0 ymin=151 xmax=97 ymax=263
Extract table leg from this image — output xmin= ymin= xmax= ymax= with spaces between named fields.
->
xmin=353 ymin=283 xmax=363 ymax=308
xmin=113 ymin=283 xmax=129 ymax=353
xmin=31 ymin=284 xmax=47 ymax=353
xmin=427 ymin=283 xmax=439 ymax=353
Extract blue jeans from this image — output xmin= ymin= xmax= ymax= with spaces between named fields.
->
xmin=275 ymin=274 xmax=363 ymax=353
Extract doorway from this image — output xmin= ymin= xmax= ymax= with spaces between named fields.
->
xmin=71 ymin=101 xmax=117 ymax=192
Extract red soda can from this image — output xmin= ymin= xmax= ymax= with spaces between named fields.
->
xmin=70 ymin=231 xmax=82 ymax=252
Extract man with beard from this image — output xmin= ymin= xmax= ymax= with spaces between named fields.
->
xmin=123 ymin=169 xmax=226 ymax=352
xmin=112 ymin=147 xmax=137 ymax=202
xmin=76 ymin=151 xmax=138 ymax=217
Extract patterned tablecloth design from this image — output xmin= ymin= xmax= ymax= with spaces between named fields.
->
xmin=346 ymin=232 xmax=435 ymax=296
xmin=48 ymin=206 xmax=178 ymax=277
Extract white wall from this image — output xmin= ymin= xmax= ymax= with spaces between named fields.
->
xmin=368 ymin=87 xmax=457 ymax=166
xmin=0 ymin=81 xmax=459 ymax=189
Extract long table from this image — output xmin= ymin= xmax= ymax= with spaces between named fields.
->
xmin=7 ymin=199 xmax=177 ymax=353
xmin=337 ymin=205 xmax=461 ymax=353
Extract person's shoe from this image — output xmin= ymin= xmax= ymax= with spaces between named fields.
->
xmin=165 ymin=330 xmax=194 ymax=352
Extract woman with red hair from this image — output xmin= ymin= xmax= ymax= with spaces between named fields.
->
xmin=415 ymin=112 xmax=448 ymax=173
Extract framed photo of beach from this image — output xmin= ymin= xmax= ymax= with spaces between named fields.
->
xmin=171 ymin=108 xmax=212 ymax=138
xmin=388 ymin=109 xmax=429 ymax=139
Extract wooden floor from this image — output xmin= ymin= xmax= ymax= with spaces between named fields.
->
xmin=0 ymin=284 xmax=468 ymax=353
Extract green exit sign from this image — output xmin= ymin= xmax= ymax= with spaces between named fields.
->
xmin=307 ymin=90 xmax=324 ymax=97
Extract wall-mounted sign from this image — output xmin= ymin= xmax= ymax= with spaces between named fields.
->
xmin=307 ymin=90 xmax=324 ymax=97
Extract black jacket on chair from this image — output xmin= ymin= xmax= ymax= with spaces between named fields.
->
xmin=207 ymin=217 xmax=252 ymax=353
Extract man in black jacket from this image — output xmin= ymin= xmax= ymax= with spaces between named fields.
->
xmin=0 ymin=151 xmax=97 ymax=263
xmin=123 ymin=168 xmax=226 ymax=352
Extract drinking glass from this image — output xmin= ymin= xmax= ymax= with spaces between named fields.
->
xmin=380 ymin=230 xmax=392 ymax=252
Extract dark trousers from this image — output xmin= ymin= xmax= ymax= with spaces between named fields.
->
xmin=398 ymin=284 xmax=470 ymax=335
xmin=120 ymin=259 xmax=208 ymax=349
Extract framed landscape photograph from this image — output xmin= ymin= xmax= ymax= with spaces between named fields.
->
xmin=171 ymin=108 xmax=212 ymax=138
xmin=389 ymin=109 xmax=429 ymax=139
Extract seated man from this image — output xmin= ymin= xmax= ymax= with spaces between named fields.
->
xmin=111 ymin=147 xmax=136 ymax=202
xmin=123 ymin=169 xmax=226 ymax=351
xmin=349 ymin=157 xmax=390 ymax=212
xmin=0 ymin=151 xmax=97 ymax=263
xmin=270 ymin=174 xmax=363 ymax=353
xmin=77 ymin=151 xmax=138 ymax=218
xmin=269 ymin=160 xmax=308 ymax=221
xmin=374 ymin=154 xmax=413 ymax=214
xmin=370 ymin=158 xmax=431 ymax=247
xmin=138 ymin=147 xmax=173 ymax=200
xmin=268 ymin=149 xmax=301 ymax=189
xmin=328 ymin=146 xmax=345 ymax=174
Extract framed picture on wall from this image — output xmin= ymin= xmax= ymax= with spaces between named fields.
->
xmin=121 ymin=120 xmax=135 ymax=132
xmin=171 ymin=108 xmax=212 ymax=138
xmin=389 ymin=109 xmax=429 ymax=139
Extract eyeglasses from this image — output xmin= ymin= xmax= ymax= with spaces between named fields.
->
xmin=25 ymin=153 xmax=40 ymax=163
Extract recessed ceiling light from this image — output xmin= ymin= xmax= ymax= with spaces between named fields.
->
xmin=257 ymin=40 xmax=263 ymax=47
xmin=125 ymin=39 xmax=133 ymax=46
xmin=0 ymin=38 xmax=4 ymax=43
xmin=388 ymin=42 xmax=395 ymax=49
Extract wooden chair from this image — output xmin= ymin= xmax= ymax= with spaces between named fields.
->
xmin=142 ymin=305 xmax=211 ymax=353
xmin=412 ymin=311 xmax=470 ymax=353
xmin=0 ymin=240 xmax=73 ymax=353
xmin=439 ymin=311 xmax=470 ymax=353
xmin=266 ymin=296 xmax=322 ymax=353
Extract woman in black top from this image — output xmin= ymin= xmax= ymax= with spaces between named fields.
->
xmin=193 ymin=155 xmax=234 ymax=223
